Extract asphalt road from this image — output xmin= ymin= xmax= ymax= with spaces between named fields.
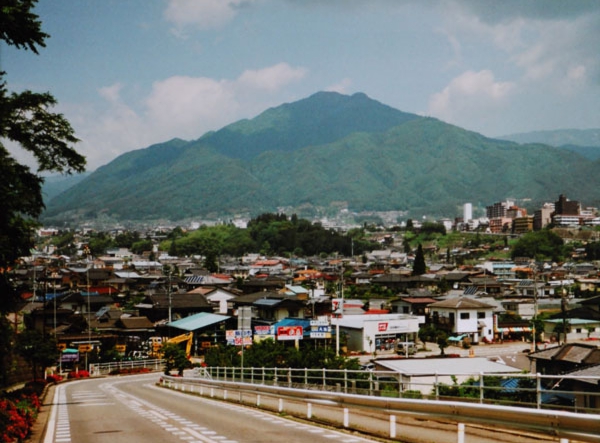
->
xmin=36 ymin=371 xmax=585 ymax=443
xmin=41 ymin=373 xmax=380 ymax=443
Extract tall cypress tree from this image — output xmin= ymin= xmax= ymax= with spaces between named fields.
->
xmin=412 ymin=243 xmax=427 ymax=276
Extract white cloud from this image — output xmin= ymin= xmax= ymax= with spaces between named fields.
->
xmin=164 ymin=0 xmax=261 ymax=32
xmin=325 ymin=78 xmax=353 ymax=94
xmin=428 ymin=70 xmax=514 ymax=128
xmin=98 ymin=83 xmax=123 ymax=104
xmin=237 ymin=63 xmax=308 ymax=92
xmin=145 ymin=76 xmax=238 ymax=141
xmin=65 ymin=63 xmax=308 ymax=170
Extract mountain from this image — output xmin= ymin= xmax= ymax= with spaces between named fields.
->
xmin=42 ymin=172 xmax=90 ymax=202
xmin=42 ymin=92 xmax=600 ymax=225
xmin=500 ymin=128 xmax=600 ymax=161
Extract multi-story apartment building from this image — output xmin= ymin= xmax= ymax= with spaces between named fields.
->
xmin=513 ymin=216 xmax=534 ymax=234
xmin=534 ymin=203 xmax=554 ymax=231
xmin=554 ymin=194 xmax=580 ymax=216
xmin=486 ymin=200 xmax=514 ymax=219
xmin=488 ymin=217 xmax=512 ymax=233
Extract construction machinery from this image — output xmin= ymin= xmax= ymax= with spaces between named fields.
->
xmin=147 ymin=332 xmax=193 ymax=359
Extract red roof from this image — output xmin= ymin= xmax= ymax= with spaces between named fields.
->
xmin=364 ymin=309 xmax=390 ymax=314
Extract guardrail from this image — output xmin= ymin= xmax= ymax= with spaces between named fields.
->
xmin=89 ymin=359 xmax=163 ymax=376
xmin=160 ymin=373 xmax=600 ymax=443
xmin=203 ymin=366 xmax=600 ymax=414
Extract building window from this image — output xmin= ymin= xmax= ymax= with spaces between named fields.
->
xmin=460 ymin=312 xmax=470 ymax=320
xmin=477 ymin=312 xmax=485 ymax=319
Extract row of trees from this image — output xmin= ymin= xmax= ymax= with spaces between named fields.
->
xmin=1 ymin=1 xmax=86 ymax=387
xmin=158 ymin=214 xmax=383 ymax=270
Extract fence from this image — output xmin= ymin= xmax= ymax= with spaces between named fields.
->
xmin=203 ymin=366 xmax=600 ymax=414
xmin=89 ymin=359 xmax=163 ymax=376
xmin=160 ymin=373 xmax=600 ymax=443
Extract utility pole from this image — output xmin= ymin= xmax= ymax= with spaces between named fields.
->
xmin=531 ymin=263 xmax=538 ymax=353
xmin=84 ymin=245 xmax=91 ymax=371
xmin=335 ymin=264 xmax=344 ymax=356
xmin=166 ymin=266 xmax=172 ymax=324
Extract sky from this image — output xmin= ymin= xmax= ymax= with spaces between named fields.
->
xmin=3 ymin=0 xmax=600 ymax=172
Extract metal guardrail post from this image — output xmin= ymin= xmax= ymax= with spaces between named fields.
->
xmin=344 ymin=369 xmax=348 ymax=393
xmin=322 ymin=368 xmax=326 ymax=389
xmin=304 ymin=368 xmax=308 ymax=387
xmin=435 ymin=372 xmax=439 ymax=400
xmin=160 ymin=372 xmax=600 ymax=441
xmin=480 ymin=372 xmax=484 ymax=404
xmin=536 ymin=373 xmax=541 ymax=409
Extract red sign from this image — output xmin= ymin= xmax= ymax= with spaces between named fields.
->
xmin=378 ymin=322 xmax=388 ymax=332
xmin=277 ymin=326 xmax=303 ymax=340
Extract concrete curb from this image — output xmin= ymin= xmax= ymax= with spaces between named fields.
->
xmin=28 ymin=382 xmax=56 ymax=443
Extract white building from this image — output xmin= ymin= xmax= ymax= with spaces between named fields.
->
xmin=463 ymin=203 xmax=472 ymax=222
xmin=331 ymin=313 xmax=424 ymax=354
xmin=375 ymin=357 xmax=522 ymax=394
xmin=428 ymin=297 xmax=495 ymax=343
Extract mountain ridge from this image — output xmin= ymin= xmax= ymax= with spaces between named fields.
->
xmin=42 ymin=91 xmax=600 ymax=225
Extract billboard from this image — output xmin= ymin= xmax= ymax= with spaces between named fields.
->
xmin=226 ymin=329 xmax=252 ymax=346
xmin=277 ymin=326 xmax=303 ymax=341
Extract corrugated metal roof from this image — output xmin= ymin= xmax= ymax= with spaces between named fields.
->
xmin=168 ymin=312 xmax=230 ymax=331
xmin=254 ymin=298 xmax=282 ymax=307
xmin=375 ymin=357 xmax=521 ymax=376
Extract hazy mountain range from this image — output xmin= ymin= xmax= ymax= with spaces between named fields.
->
xmin=41 ymin=91 xmax=600 ymax=225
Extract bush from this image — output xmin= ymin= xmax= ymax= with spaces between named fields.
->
xmin=402 ymin=390 xmax=423 ymax=399
xmin=0 ymin=389 xmax=41 ymax=442
xmin=67 ymin=370 xmax=90 ymax=379
xmin=46 ymin=374 xmax=63 ymax=384
xmin=109 ymin=367 xmax=151 ymax=376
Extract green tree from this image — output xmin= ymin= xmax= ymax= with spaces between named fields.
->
xmin=437 ymin=331 xmax=449 ymax=355
xmin=1 ymin=0 xmax=85 ymax=292
xmin=15 ymin=330 xmax=58 ymax=380
xmin=511 ymin=229 xmax=565 ymax=261
xmin=0 ymin=1 xmax=85 ymax=387
xmin=412 ymin=243 xmax=427 ymax=276
xmin=131 ymin=239 xmax=153 ymax=255
xmin=161 ymin=343 xmax=189 ymax=376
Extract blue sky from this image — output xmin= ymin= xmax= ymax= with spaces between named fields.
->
xmin=4 ymin=0 xmax=600 ymax=171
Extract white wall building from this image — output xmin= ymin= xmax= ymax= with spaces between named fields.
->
xmin=331 ymin=313 xmax=424 ymax=354
xmin=428 ymin=297 xmax=495 ymax=343
xmin=463 ymin=203 xmax=472 ymax=222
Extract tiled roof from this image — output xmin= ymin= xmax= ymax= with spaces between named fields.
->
xmin=428 ymin=297 xmax=494 ymax=309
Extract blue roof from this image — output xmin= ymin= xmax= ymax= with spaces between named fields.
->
xmin=168 ymin=312 xmax=230 ymax=332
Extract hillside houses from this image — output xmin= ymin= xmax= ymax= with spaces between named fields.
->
xmin=9 ymin=240 xmax=600 ymax=359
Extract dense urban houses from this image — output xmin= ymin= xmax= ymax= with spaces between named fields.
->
xmin=6 ymin=192 xmax=600 ymax=410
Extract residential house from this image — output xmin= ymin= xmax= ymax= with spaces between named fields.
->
xmin=528 ymin=343 xmax=600 ymax=375
xmin=566 ymin=364 xmax=600 ymax=410
xmin=189 ymin=286 xmax=239 ymax=315
xmin=429 ymin=297 xmax=495 ymax=343
xmin=233 ymin=291 xmax=306 ymax=326
xmin=136 ymin=291 xmax=213 ymax=323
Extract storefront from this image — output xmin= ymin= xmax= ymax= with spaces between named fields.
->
xmin=332 ymin=313 xmax=424 ymax=354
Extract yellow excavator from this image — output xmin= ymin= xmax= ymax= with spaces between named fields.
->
xmin=148 ymin=332 xmax=193 ymax=359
